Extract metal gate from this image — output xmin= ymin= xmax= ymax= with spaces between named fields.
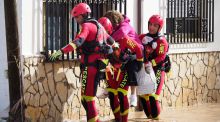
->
xmin=166 ymin=0 xmax=214 ymax=44
xmin=43 ymin=0 xmax=127 ymax=60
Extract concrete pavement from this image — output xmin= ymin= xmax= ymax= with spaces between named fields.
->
xmin=100 ymin=103 xmax=220 ymax=122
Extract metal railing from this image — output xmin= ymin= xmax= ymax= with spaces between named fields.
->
xmin=166 ymin=0 xmax=214 ymax=44
xmin=43 ymin=0 xmax=127 ymax=60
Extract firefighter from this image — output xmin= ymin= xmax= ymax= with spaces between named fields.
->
xmin=49 ymin=3 xmax=115 ymax=122
xmin=139 ymin=15 xmax=169 ymax=120
xmin=98 ymin=17 xmax=143 ymax=122
xmin=104 ymin=10 xmax=143 ymax=107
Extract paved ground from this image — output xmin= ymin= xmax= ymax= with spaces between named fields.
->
xmin=2 ymin=103 xmax=219 ymax=122
xmin=100 ymin=103 xmax=220 ymax=122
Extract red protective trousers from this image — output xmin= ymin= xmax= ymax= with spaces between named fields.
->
xmin=139 ymin=65 xmax=165 ymax=119
xmin=105 ymin=67 xmax=129 ymax=122
xmin=81 ymin=60 xmax=101 ymax=122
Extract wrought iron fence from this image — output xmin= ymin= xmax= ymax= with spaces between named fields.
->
xmin=43 ymin=0 xmax=127 ymax=60
xmin=166 ymin=0 xmax=214 ymax=44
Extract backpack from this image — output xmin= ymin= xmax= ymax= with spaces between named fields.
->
xmin=164 ymin=55 xmax=171 ymax=72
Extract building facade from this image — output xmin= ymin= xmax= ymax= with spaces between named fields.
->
xmin=0 ymin=0 xmax=220 ymax=121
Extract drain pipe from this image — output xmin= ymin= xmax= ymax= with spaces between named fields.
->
xmin=137 ymin=0 xmax=143 ymax=34
xmin=4 ymin=0 xmax=24 ymax=121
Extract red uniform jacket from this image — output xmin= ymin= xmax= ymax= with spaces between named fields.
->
xmin=61 ymin=19 xmax=111 ymax=64
xmin=118 ymin=35 xmax=143 ymax=62
xmin=139 ymin=33 xmax=168 ymax=67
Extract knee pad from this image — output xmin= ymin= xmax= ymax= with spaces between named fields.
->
xmin=139 ymin=95 xmax=151 ymax=118
xmin=117 ymin=88 xmax=128 ymax=96
xmin=118 ymin=91 xmax=129 ymax=115
xmin=108 ymin=92 xmax=115 ymax=100
xmin=81 ymin=95 xmax=99 ymax=121
xmin=117 ymin=88 xmax=128 ymax=110
xmin=108 ymin=91 xmax=115 ymax=109
xmin=81 ymin=95 xmax=95 ymax=110
xmin=149 ymin=94 xmax=160 ymax=118
xmin=81 ymin=98 xmax=87 ymax=110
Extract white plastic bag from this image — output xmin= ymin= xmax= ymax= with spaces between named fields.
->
xmin=136 ymin=63 xmax=156 ymax=95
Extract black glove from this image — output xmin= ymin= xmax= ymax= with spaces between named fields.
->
xmin=136 ymin=60 xmax=143 ymax=72
xmin=119 ymin=52 xmax=126 ymax=62
xmin=100 ymin=44 xmax=112 ymax=55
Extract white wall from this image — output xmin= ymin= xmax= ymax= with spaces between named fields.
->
xmin=0 ymin=0 xmax=9 ymax=118
xmin=214 ymin=0 xmax=220 ymax=51
xmin=138 ymin=0 xmax=220 ymax=54
xmin=141 ymin=0 xmax=160 ymax=33
xmin=21 ymin=0 xmax=43 ymax=55
xmin=20 ymin=0 xmax=220 ymax=55
xmin=169 ymin=0 xmax=220 ymax=53
xmin=126 ymin=0 xmax=138 ymax=32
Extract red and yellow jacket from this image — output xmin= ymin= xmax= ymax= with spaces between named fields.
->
xmin=139 ymin=33 xmax=168 ymax=67
xmin=61 ymin=19 xmax=113 ymax=64
xmin=117 ymin=35 xmax=143 ymax=62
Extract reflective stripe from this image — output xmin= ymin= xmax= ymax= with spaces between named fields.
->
xmin=117 ymin=88 xmax=128 ymax=95
xmin=101 ymin=59 xmax=109 ymax=65
xmin=121 ymin=109 xmax=129 ymax=116
xmin=88 ymin=115 xmax=99 ymax=122
xmin=153 ymin=116 xmax=160 ymax=120
xmin=140 ymin=94 xmax=150 ymax=101
xmin=105 ymin=71 xmax=109 ymax=80
xmin=137 ymin=58 xmax=143 ymax=62
xmin=82 ymin=95 xmax=95 ymax=102
xmin=113 ymin=106 xmax=120 ymax=113
xmin=127 ymin=39 xmax=136 ymax=49
xmin=159 ymin=44 xmax=165 ymax=54
xmin=152 ymin=59 xmax=157 ymax=67
xmin=151 ymin=93 xmax=159 ymax=100
xmin=106 ymin=88 xmax=117 ymax=95
xmin=69 ymin=42 xmax=77 ymax=49
xmin=116 ymin=69 xmax=121 ymax=81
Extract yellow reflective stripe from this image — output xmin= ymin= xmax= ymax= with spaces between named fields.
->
xmin=137 ymin=58 xmax=143 ymax=62
xmin=82 ymin=95 xmax=95 ymax=102
xmin=152 ymin=59 xmax=157 ymax=67
xmin=117 ymin=88 xmax=128 ymax=95
xmin=113 ymin=106 xmax=120 ymax=113
xmin=116 ymin=69 xmax=121 ymax=81
xmin=121 ymin=109 xmax=129 ymax=116
xmin=151 ymin=94 xmax=159 ymax=100
xmin=127 ymin=39 xmax=136 ymax=49
xmin=88 ymin=115 xmax=99 ymax=122
xmin=101 ymin=59 xmax=109 ymax=65
xmin=106 ymin=88 xmax=117 ymax=95
xmin=105 ymin=71 xmax=109 ymax=80
xmin=159 ymin=44 xmax=165 ymax=54
xmin=69 ymin=42 xmax=77 ymax=49
xmin=140 ymin=94 xmax=150 ymax=101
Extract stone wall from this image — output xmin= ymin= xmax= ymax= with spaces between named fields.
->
xmin=22 ymin=52 xmax=220 ymax=121
xmin=162 ymin=52 xmax=220 ymax=107
xmin=23 ymin=58 xmax=111 ymax=121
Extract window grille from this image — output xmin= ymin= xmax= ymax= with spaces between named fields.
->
xmin=166 ymin=0 xmax=214 ymax=44
xmin=42 ymin=0 xmax=127 ymax=60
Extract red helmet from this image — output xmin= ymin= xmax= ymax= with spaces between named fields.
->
xmin=148 ymin=15 xmax=164 ymax=32
xmin=71 ymin=3 xmax=91 ymax=17
xmin=98 ymin=17 xmax=113 ymax=34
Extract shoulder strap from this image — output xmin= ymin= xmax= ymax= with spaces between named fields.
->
xmin=84 ymin=18 xmax=107 ymax=45
xmin=84 ymin=18 xmax=100 ymax=40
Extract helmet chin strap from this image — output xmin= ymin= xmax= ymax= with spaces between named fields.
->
xmin=148 ymin=32 xmax=160 ymax=38
xmin=148 ymin=25 xmax=161 ymax=37
xmin=82 ymin=13 xmax=91 ymax=22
